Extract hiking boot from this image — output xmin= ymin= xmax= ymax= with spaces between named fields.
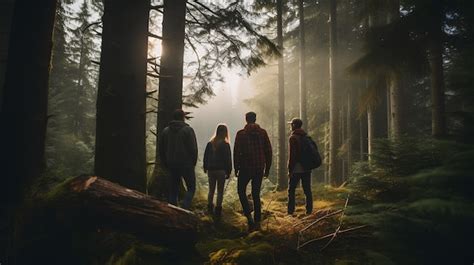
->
xmin=254 ymin=222 xmax=261 ymax=231
xmin=245 ymin=213 xmax=255 ymax=232
xmin=207 ymin=203 xmax=214 ymax=215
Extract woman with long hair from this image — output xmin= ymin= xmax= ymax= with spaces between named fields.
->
xmin=203 ymin=123 xmax=232 ymax=218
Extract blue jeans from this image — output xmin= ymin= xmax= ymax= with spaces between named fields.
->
xmin=168 ymin=167 xmax=196 ymax=209
xmin=288 ymin=172 xmax=313 ymax=214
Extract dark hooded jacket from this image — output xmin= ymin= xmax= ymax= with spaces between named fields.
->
xmin=203 ymin=141 xmax=232 ymax=175
xmin=288 ymin=128 xmax=309 ymax=173
xmin=159 ymin=120 xmax=198 ymax=168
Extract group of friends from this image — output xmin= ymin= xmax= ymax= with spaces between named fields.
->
xmin=159 ymin=109 xmax=316 ymax=231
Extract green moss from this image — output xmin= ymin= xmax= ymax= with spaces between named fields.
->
xmin=40 ymin=176 xmax=75 ymax=202
xmin=235 ymin=242 xmax=274 ymax=265
xmin=105 ymin=243 xmax=173 ymax=265
xmin=196 ymin=238 xmax=246 ymax=256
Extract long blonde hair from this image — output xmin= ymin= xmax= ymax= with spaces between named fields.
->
xmin=210 ymin=123 xmax=230 ymax=150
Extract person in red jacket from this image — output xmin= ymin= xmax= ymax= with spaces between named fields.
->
xmin=287 ymin=118 xmax=313 ymax=215
xmin=234 ymin=112 xmax=272 ymax=231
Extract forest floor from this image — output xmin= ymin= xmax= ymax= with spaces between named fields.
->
xmin=177 ymin=183 xmax=370 ymax=265
xmin=100 ymin=182 xmax=371 ymax=265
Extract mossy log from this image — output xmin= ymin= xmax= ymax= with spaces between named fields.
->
xmin=48 ymin=175 xmax=199 ymax=246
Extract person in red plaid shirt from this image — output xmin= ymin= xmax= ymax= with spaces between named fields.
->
xmin=234 ymin=112 xmax=272 ymax=231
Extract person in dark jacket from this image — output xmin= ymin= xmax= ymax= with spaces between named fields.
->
xmin=287 ymin=118 xmax=313 ymax=215
xmin=159 ymin=109 xmax=198 ymax=210
xmin=234 ymin=112 xmax=272 ymax=231
xmin=203 ymin=124 xmax=232 ymax=218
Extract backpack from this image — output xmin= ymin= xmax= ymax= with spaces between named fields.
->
xmin=299 ymin=135 xmax=322 ymax=170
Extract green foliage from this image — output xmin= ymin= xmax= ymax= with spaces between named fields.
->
xmin=197 ymin=232 xmax=274 ymax=265
xmin=183 ymin=1 xmax=280 ymax=105
xmin=44 ymin=0 xmax=101 ymax=187
xmin=348 ymin=139 xmax=474 ymax=264
xmin=369 ymin=137 xmax=464 ymax=176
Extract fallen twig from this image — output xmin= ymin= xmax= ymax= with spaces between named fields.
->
xmin=297 ymin=225 xmax=368 ymax=250
xmin=297 ymin=209 xmax=343 ymax=231
xmin=320 ymin=195 xmax=350 ymax=250
xmin=297 ymin=195 xmax=351 ymax=251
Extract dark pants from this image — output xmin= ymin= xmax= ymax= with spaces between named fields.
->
xmin=168 ymin=166 xmax=196 ymax=209
xmin=208 ymin=170 xmax=226 ymax=208
xmin=288 ymin=172 xmax=313 ymax=214
xmin=237 ymin=170 xmax=263 ymax=223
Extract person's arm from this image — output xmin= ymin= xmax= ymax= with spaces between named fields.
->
xmin=233 ymin=132 xmax=241 ymax=175
xmin=203 ymin=142 xmax=210 ymax=173
xmin=159 ymin=129 xmax=168 ymax=168
xmin=225 ymin=143 xmax=232 ymax=176
xmin=288 ymin=136 xmax=298 ymax=174
xmin=262 ymin=129 xmax=272 ymax=177
xmin=189 ymin=128 xmax=198 ymax=166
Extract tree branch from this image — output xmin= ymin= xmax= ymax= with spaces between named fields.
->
xmin=148 ymin=32 xmax=163 ymax=40
xmin=150 ymin=4 xmax=164 ymax=11
xmin=82 ymin=20 xmax=102 ymax=34
xmin=146 ymin=89 xmax=157 ymax=96
xmin=147 ymin=73 xmax=160 ymax=78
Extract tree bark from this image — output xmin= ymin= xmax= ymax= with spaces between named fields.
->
xmin=1 ymin=0 xmax=57 ymax=206
xmin=0 ymin=0 xmax=16 ymax=108
xmin=367 ymin=106 xmax=374 ymax=163
xmin=429 ymin=0 xmax=446 ymax=138
xmin=277 ymin=0 xmax=287 ymax=190
xmin=298 ymin=0 xmax=307 ymax=128
xmin=329 ymin=0 xmax=341 ymax=185
xmin=95 ymin=0 xmax=149 ymax=192
xmin=387 ymin=0 xmax=403 ymax=139
xmin=152 ymin=0 xmax=187 ymax=198
xmin=389 ymin=73 xmax=402 ymax=138
xmin=50 ymin=175 xmax=199 ymax=246
xmin=346 ymin=90 xmax=352 ymax=178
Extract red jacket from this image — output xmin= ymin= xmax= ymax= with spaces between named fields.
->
xmin=288 ymin=128 xmax=306 ymax=173
xmin=233 ymin=123 xmax=272 ymax=175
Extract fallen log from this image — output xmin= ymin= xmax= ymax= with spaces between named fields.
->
xmin=48 ymin=175 xmax=200 ymax=247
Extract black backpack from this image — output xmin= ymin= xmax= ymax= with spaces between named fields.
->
xmin=299 ymin=135 xmax=322 ymax=170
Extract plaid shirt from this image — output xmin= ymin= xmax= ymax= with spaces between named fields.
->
xmin=233 ymin=123 xmax=272 ymax=175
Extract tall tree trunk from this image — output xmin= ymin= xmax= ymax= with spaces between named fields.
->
xmin=95 ymin=0 xmax=149 ymax=192
xmin=388 ymin=0 xmax=403 ymax=139
xmin=0 ymin=0 xmax=16 ymax=109
xmin=1 ymin=0 xmax=57 ymax=262
xmin=358 ymin=87 xmax=367 ymax=161
xmin=298 ymin=0 xmax=307 ymax=128
xmin=328 ymin=0 xmax=341 ymax=185
xmin=340 ymin=107 xmax=345 ymax=181
xmin=389 ymin=74 xmax=402 ymax=138
xmin=277 ymin=0 xmax=287 ymax=190
xmin=74 ymin=37 xmax=85 ymax=137
xmin=367 ymin=105 xmax=374 ymax=162
xmin=429 ymin=0 xmax=446 ymax=138
xmin=347 ymin=90 xmax=352 ymax=178
xmin=152 ymin=0 xmax=187 ymax=197
xmin=1 ymin=0 xmax=57 ymax=206
xmin=365 ymin=13 xmax=388 ymax=160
